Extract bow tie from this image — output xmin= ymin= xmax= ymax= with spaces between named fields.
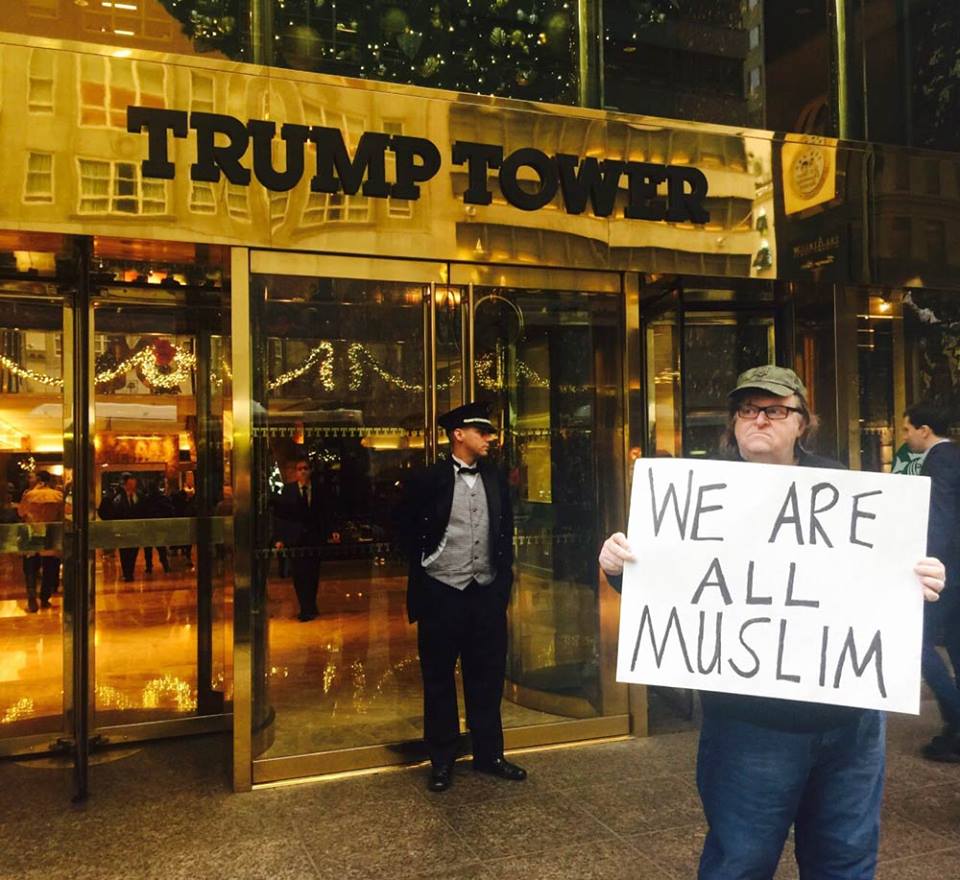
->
xmin=456 ymin=465 xmax=478 ymax=477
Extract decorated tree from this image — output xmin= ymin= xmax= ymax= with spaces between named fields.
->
xmin=158 ymin=1 xmax=682 ymax=105
xmin=158 ymin=0 xmax=245 ymax=59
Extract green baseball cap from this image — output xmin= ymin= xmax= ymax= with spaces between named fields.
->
xmin=730 ymin=365 xmax=808 ymax=399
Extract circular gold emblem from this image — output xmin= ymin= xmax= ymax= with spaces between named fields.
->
xmin=790 ymin=146 xmax=828 ymax=201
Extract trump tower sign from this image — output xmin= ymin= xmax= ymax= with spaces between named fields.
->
xmin=616 ymin=459 xmax=931 ymax=714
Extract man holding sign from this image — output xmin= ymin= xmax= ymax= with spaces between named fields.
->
xmin=600 ymin=366 xmax=945 ymax=879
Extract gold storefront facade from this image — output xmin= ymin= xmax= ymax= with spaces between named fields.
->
xmin=0 ymin=29 xmax=958 ymax=796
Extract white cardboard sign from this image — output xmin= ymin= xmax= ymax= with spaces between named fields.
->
xmin=615 ymin=458 xmax=931 ymax=714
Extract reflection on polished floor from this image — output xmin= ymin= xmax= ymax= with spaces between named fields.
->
xmin=1 ymin=551 xmax=567 ymax=751
xmin=0 ymin=548 xmax=231 ymax=739
xmin=263 ymin=564 xmax=571 ymax=758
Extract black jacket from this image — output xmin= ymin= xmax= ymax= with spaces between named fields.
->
xmin=99 ymin=489 xmax=145 ymax=521
xmin=920 ymin=440 xmax=960 ymax=586
xmin=397 ymin=457 xmax=514 ymax=623
xmin=273 ymin=479 xmax=327 ymax=549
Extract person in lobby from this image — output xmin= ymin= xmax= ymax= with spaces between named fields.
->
xmin=901 ymin=401 xmax=960 ymax=761
xmin=17 ymin=470 xmax=64 ymax=612
xmin=143 ymin=477 xmax=174 ymax=575
xmin=273 ymin=454 xmax=326 ymax=622
xmin=99 ymin=472 xmax=145 ymax=583
xmin=599 ymin=366 xmax=946 ymax=879
xmin=397 ymin=401 xmax=525 ymax=793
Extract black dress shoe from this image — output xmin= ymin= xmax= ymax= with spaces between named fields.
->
xmin=473 ymin=756 xmax=527 ymax=781
xmin=296 ymin=611 xmax=317 ymax=622
xmin=427 ymin=764 xmax=453 ymax=792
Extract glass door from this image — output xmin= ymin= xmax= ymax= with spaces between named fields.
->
xmin=242 ymin=252 xmax=452 ymax=782
xmin=0 ymin=234 xmax=72 ymax=759
xmin=641 ymin=279 xmax=777 ymax=460
xmin=639 ymin=277 xmax=776 ymax=731
xmin=86 ymin=239 xmax=233 ymax=742
xmin=237 ymin=254 xmax=632 ymax=786
xmin=456 ymin=265 xmax=629 ymax=737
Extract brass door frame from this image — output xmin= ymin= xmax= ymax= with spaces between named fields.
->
xmin=460 ymin=263 xmax=630 ymax=725
xmin=82 ymin=282 xmax=233 ymax=758
xmin=235 ymin=250 xmax=633 ymax=789
xmin=0 ymin=279 xmax=78 ymax=769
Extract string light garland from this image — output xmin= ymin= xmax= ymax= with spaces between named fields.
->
xmin=268 ymin=341 xmax=334 ymax=391
xmin=0 ymin=355 xmax=64 ymax=387
xmin=142 ymin=674 xmax=198 ymax=712
xmin=97 ymin=346 xmax=196 ymax=390
xmin=0 ymin=344 xmax=196 ymax=390
xmin=1 ymin=697 xmax=34 ymax=724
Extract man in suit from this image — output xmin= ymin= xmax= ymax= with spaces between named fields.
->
xmin=274 ymin=455 xmax=326 ymax=621
xmin=398 ymin=401 xmax=526 ymax=792
xmin=903 ymin=401 xmax=960 ymax=761
xmin=99 ymin=473 xmax=145 ymax=582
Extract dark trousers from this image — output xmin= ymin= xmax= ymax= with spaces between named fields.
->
xmin=921 ymin=587 xmax=960 ymax=727
xmin=23 ymin=555 xmax=60 ymax=601
xmin=144 ymin=545 xmax=169 ymax=573
xmin=697 ymin=711 xmax=885 ymax=879
xmin=119 ymin=547 xmax=139 ymax=581
xmin=291 ymin=555 xmax=320 ymax=616
xmin=417 ymin=575 xmax=507 ymax=768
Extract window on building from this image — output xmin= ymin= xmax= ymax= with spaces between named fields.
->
xmin=384 ymin=120 xmax=414 ymax=220
xmin=79 ymin=57 xmax=166 ymax=128
xmin=190 ymin=71 xmax=215 ymax=114
xmin=26 ymin=0 xmax=58 ymax=18
xmin=894 ymin=154 xmax=910 ymax=190
xmin=28 ymin=50 xmax=55 ymax=113
xmin=925 ymin=219 xmax=946 ymax=264
xmin=301 ymin=111 xmax=371 ymax=226
xmin=78 ymin=159 xmax=166 ymax=215
xmin=189 ymin=182 xmax=217 ymax=215
xmin=226 ymin=183 xmax=250 ymax=221
xmin=79 ymin=3 xmax=177 ymax=45
xmin=24 ymin=152 xmax=54 ymax=203
xmin=891 ymin=216 xmax=913 ymax=256
xmin=924 ymin=159 xmax=941 ymax=195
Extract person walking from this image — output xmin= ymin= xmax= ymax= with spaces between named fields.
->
xmin=902 ymin=401 xmax=960 ymax=761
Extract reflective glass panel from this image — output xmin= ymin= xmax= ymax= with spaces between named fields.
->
xmin=90 ymin=239 xmax=232 ymax=727
xmin=251 ymin=271 xmax=428 ymax=757
xmin=473 ymin=283 xmax=624 ymax=722
xmin=0 ymin=233 xmax=68 ymax=741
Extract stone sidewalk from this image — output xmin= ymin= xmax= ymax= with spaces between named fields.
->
xmin=1 ymin=705 xmax=958 ymax=879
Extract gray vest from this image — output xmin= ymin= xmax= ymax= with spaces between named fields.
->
xmin=424 ymin=474 xmax=496 ymax=590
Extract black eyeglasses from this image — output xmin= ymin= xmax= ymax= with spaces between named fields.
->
xmin=737 ymin=404 xmax=803 ymax=421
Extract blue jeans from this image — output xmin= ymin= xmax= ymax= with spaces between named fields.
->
xmin=697 ymin=711 xmax=885 ymax=879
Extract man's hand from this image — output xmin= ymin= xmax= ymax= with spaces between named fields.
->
xmin=916 ymin=557 xmax=946 ymax=602
xmin=599 ymin=532 xmax=636 ymax=576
